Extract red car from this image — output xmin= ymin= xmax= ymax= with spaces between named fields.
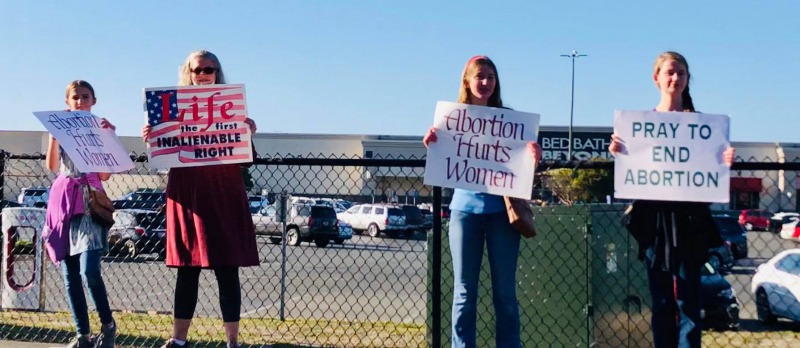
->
xmin=738 ymin=209 xmax=773 ymax=231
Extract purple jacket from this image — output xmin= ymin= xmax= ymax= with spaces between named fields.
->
xmin=43 ymin=173 xmax=103 ymax=264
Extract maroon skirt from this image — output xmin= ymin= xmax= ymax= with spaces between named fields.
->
xmin=164 ymin=164 xmax=259 ymax=268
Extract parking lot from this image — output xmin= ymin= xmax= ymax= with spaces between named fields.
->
xmin=8 ymin=233 xmax=428 ymax=324
xmin=724 ymin=229 xmax=800 ymax=330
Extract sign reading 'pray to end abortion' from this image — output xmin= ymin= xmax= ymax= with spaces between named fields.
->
xmin=613 ymin=110 xmax=731 ymax=203
xmin=423 ymin=101 xmax=539 ymax=199
xmin=33 ymin=111 xmax=135 ymax=173
xmin=143 ymin=84 xmax=252 ymax=169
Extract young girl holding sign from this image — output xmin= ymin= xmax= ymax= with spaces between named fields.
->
xmin=609 ymin=51 xmax=735 ymax=348
xmin=142 ymin=50 xmax=259 ymax=348
xmin=44 ymin=80 xmax=116 ymax=348
xmin=423 ymin=55 xmax=541 ymax=348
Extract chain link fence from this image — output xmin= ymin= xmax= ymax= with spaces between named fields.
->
xmin=1 ymin=150 xmax=799 ymax=347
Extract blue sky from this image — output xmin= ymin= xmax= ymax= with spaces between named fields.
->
xmin=1 ymin=1 xmax=798 ymax=143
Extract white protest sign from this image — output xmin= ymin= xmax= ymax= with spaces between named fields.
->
xmin=143 ymin=84 xmax=252 ymax=169
xmin=423 ymin=101 xmax=539 ymax=199
xmin=613 ymin=110 xmax=730 ymax=202
xmin=33 ymin=111 xmax=135 ymax=173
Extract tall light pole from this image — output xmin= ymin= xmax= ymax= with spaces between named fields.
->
xmin=560 ymin=50 xmax=587 ymax=160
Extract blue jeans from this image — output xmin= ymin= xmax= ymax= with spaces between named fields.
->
xmin=449 ymin=210 xmax=521 ymax=348
xmin=61 ymin=249 xmax=113 ymax=335
xmin=647 ymin=260 xmax=702 ymax=348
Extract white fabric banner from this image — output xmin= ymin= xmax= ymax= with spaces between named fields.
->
xmin=33 ymin=110 xmax=135 ymax=173
xmin=423 ymin=101 xmax=539 ymax=199
xmin=613 ymin=110 xmax=731 ymax=203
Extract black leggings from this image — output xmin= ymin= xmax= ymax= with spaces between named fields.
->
xmin=173 ymin=267 xmax=241 ymax=322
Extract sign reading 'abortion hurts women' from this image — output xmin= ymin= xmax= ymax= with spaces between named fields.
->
xmin=33 ymin=111 xmax=135 ymax=173
xmin=143 ymin=84 xmax=252 ymax=168
xmin=424 ymin=101 xmax=539 ymax=199
xmin=613 ymin=110 xmax=731 ymax=203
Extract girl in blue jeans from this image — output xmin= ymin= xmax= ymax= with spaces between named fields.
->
xmin=45 ymin=80 xmax=116 ymax=348
xmin=424 ymin=56 xmax=541 ymax=348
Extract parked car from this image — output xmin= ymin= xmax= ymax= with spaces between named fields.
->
xmin=108 ymin=209 xmax=166 ymax=258
xmin=712 ymin=214 xmax=748 ymax=260
xmin=738 ymin=209 xmax=773 ymax=231
xmin=253 ymin=203 xmax=339 ymax=247
xmin=17 ymin=186 xmax=49 ymax=208
xmin=751 ymin=249 xmax=800 ymax=324
xmin=418 ymin=208 xmax=433 ymax=230
xmin=700 ymin=262 xmax=740 ymax=331
xmin=112 ymin=188 xmax=165 ymax=210
xmin=289 ymin=196 xmax=316 ymax=205
xmin=336 ymin=220 xmax=353 ymax=244
xmin=1 ymin=199 xmax=22 ymax=210
xmin=396 ymin=204 xmax=425 ymax=235
xmin=248 ymin=195 xmax=269 ymax=214
xmin=770 ymin=212 xmax=800 ymax=233
xmin=313 ymin=198 xmax=347 ymax=213
xmin=335 ymin=199 xmax=354 ymax=210
xmin=418 ymin=203 xmax=449 ymax=220
xmin=778 ymin=215 xmax=800 ymax=241
xmin=337 ymin=203 xmax=406 ymax=238
xmin=708 ymin=240 xmax=735 ymax=273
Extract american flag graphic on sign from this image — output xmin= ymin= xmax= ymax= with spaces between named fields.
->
xmin=143 ymin=84 xmax=252 ymax=168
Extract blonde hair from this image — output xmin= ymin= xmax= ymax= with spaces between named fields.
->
xmin=65 ymin=80 xmax=96 ymax=99
xmin=457 ymin=55 xmax=503 ymax=107
xmin=654 ymin=51 xmax=694 ymax=112
xmin=178 ymin=50 xmax=227 ymax=86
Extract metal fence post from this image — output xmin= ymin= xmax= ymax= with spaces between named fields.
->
xmin=0 ymin=150 xmax=6 ymax=199
xmin=278 ymin=191 xmax=288 ymax=321
xmin=432 ymin=186 xmax=442 ymax=348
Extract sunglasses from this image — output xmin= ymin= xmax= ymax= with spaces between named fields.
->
xmin=191 ymin=67 xmax=217 ymax=75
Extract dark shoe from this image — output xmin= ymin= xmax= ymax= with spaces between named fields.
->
xmin=160 ymin=338 xmax=191 ymax=348
xmin=94 ymin=320 xmax=116 ymax=348
xmin=66 ymin=335 xmax=94 ymax=348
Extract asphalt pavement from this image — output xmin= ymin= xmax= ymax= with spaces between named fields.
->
xmin=0 ymin=340 xmax=56 ymax=348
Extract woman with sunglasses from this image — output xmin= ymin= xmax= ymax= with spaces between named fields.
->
xmin=142 ymin=50 xmax=259 ymax=348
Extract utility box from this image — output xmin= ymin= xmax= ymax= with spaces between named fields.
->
xmin=428 ymin=205 xmax=591 ymax=347
xmin=1 ymin=207 xmax=46 ymax=311
xmin=428 ymin=204 xmax=652 ymax=347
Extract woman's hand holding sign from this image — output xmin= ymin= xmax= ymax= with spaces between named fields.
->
xmin=608 ymin=133 xmax=626 ymax=156
xmin=527 ymin=141 xmax=542 ymax=164
xmin=100 ymin=118 xmax=115 ymax=131
xmin=142 ymin=125 xmax=151 ymax=142
xmin=423 ymin=127 xmax=438 ymax=148
xmin=723 ymin=147 xmax=735 ymax=166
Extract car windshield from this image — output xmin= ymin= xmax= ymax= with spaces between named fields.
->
xmin=387 ymin=208 xmax=403 ymax=216
xmin=713 ymin=216 xmax=745 ymax=236
xmin=25 ymin=189 xmax=47 ymax=196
